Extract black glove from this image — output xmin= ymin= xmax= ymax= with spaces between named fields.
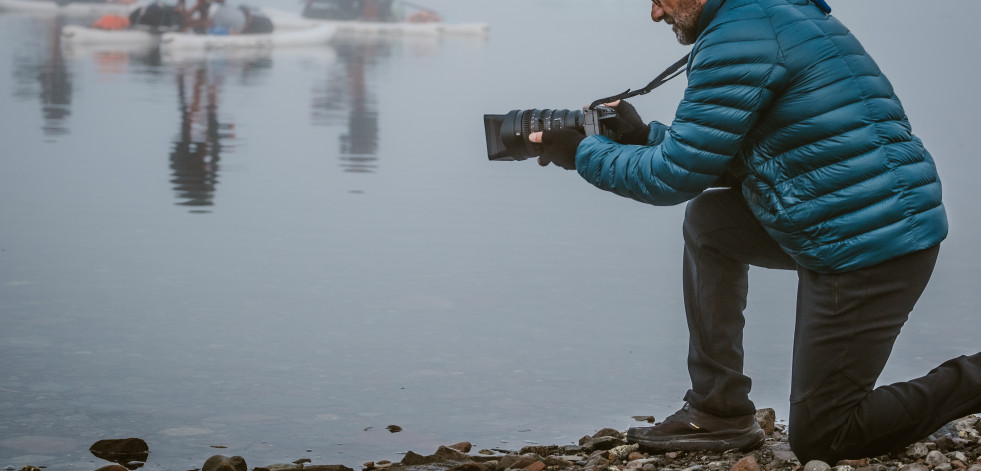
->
xmin=537 ymin=129 xmax=586 ymax=170
xmin=607 ymin=100 xmax=650 ymax=145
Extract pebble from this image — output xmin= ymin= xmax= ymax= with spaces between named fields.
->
xmin=927 ymin=450 xmax=951 ymax=466
xmin=804 ymin=460 xmax=831 ymax=471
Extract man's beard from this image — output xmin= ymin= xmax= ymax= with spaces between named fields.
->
xmin=667 ymin=0 xmax=702 ymax=45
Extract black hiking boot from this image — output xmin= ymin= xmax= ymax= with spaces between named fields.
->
xmin=626 ymin=403 xmax=765 ymax=452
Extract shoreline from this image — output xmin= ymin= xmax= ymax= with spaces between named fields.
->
xmin=18 ymin=411 xmax=980 ymax=471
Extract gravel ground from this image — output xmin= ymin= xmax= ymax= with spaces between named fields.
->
xmin=21 ymin=411 xmax=981 ymax=471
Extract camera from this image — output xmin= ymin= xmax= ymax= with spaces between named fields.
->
xmin=483 ymin=105 xmax=621 ymax=161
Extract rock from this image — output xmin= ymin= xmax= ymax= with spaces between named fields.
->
xmin=769 ymin=441 xmax=798 ymax=464
xmin=837 ymin=459 xmax=870 ymax=467
xmin=448 ymin=464 xmax=487 ymax=471
xmin=803 ymin=460 xmax=831 ymax=471
xmin=593 ymin=428 xmax=622 ymax=439
xmin=254 ymin=465 xmax=295 ymax=471
xmin=898 ymin=464 xmax=930 ymax=471
xmin=89 ymin=438 xmax=150 ymax=461
xmin=582 ymin=436 xmax=621 ymax=453
xmin=927 ymin=450 xmax=951 ymax=466
xmin=450 ymin=442 xmax=474 ymax=453
xmin=89 ymin=437 xmax=150 ymax=464
xmin=524 ymin=461 xmax=546 ymax=471
xmin=906 ymin=442 xmax=930 ymax=459
xmin=304 ymin=466 xmax=356 ymax=471
xmin=386 ymin=425 xmax=403 ymax=433
xmin=608 ymin=444 xmax=639 ymax=461
xmin=401 ymin=451 xmax=435 ymax=466
xmin=755 ymin=409 xmax=777 ymax=435
xmin=499 ymin=454 xmax=539 ymax=470
xmin=433 ymin=445 xmax=473 ymax=463
xmin=202 ymin=455 xmax=247 ymax=471
xmin=519 ymin=445 xmax=551 ymax=456
xmin=548 ymin=455 xmax=586 ymax=466
xmin=93 ymin=466 xmax=129 ymax=471
xmin=584 ymin=455 xmax=610 ymax=470
xmin=731 ymin=455 xmax=760 ymax=471
xmin=632 ymin=416 xmax=657 ymax=424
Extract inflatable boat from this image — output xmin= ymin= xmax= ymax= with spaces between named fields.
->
xmin=61 ymin=24 xmax=159 ymax=45
xmin=159 ymin=23 xmax=336 ymax=50
xmin=0 ymin=0 xmax=136 ymax=15
xmin=262 ymin=7 xmax=488 ymax=37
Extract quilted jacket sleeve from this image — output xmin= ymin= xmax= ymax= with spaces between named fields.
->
xmin=575 ymin=21 xmax=787 ymax=206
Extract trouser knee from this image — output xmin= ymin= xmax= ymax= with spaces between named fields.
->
xmin=788 ymin=403 xmax=837 ymax=464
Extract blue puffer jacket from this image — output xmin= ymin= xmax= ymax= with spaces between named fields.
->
xmin=575 ymin=0 xmax=948 ymax=274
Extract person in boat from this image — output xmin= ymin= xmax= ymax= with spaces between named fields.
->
xmin=128 ymin=0 xmax=185 ymax=31
xmin=176 ymin=0 xmax=271 ymax=34
xmin=176 ymin=0 xmax=212 ymax=32
xmin=530 ymin=0 xmax=980 ymax=464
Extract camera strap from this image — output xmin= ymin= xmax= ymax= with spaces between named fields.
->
xmin=588 ymin=53 xmax=690 ymax=110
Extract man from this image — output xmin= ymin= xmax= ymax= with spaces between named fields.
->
xmin=208 ymin=0 xmax=247 ymax=34
xmin=531 ymin=0 xmax=981 ymax=463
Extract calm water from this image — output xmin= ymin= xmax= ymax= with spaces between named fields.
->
xmin=1 ymin=1 xmax=980 ymax=469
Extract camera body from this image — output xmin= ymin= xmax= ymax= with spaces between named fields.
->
xmin=483 ymin=105 xmax=620 ymax=161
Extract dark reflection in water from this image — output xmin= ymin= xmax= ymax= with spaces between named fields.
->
xmin=312 ymin=38 xmax=389 ymax=173
xmin=11 ymin=16 xmax=73 ymax=139
xmin=169 ymin=54 xmax=272 ymax=209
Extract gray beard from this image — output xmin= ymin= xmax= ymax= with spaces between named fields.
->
xmin=671 ymin=2 xmax=702 ymax=45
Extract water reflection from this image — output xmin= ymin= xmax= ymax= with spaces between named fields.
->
xmin=10 ymin=16 xmax=73 ymax=139
xmin=168 ymin=51 xmax=271 ymax=209
xmin=312 ymin=38 xmax=390 ymax=173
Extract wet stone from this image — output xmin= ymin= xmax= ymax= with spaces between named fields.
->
xmin=93 ymin=466 xmax=130 ymax=471
xmin=202 ymin=454 xmax=248 ymax=471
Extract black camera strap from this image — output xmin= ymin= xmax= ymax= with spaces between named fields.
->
xmin=588 ymin=53 xmax=690 ymax=110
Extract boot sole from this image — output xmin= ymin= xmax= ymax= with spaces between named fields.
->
xmin=626 ymin=426 xmax=765 ymax=453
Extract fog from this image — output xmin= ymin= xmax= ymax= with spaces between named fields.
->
xmin=1 ymin=1 xmax=979 ymax=469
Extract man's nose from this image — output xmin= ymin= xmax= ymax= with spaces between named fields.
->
xmin=650 ymin=3 xmax=665 ymax=22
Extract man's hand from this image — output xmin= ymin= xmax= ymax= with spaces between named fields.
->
xmin=606 ymin=100 xmax=650 ymax=145
xmin=529 ymin=129 xmax=586 ymax=170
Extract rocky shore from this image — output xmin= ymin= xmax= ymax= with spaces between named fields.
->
xmin=10 ymin=411 xmax=981 ymax=471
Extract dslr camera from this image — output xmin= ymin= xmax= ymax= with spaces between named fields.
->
xmin=483 ymin=105 xmax=622 ymax=161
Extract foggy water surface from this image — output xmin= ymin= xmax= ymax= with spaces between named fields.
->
xmin=1 ymin=1 xmax=980 ymax=469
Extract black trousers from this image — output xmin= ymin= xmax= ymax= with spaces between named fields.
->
xmin=681 ymin=188 xmax=981 ymax=462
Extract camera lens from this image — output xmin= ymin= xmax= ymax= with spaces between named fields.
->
xmin=494 ymin=108 xmax=585 ymax=161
